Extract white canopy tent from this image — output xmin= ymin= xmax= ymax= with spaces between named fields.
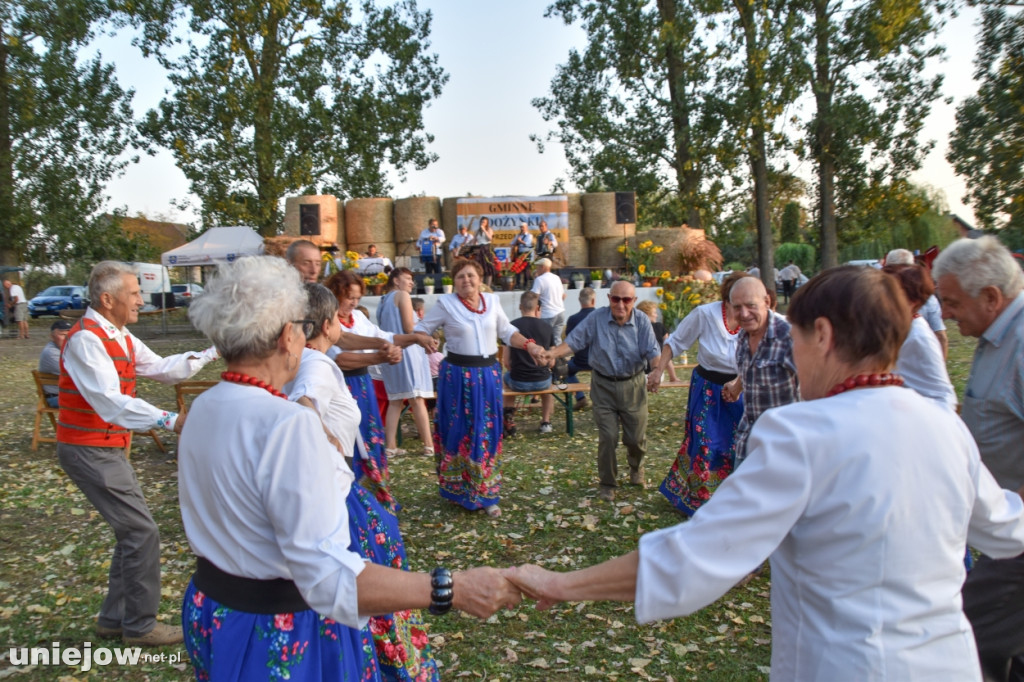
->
xmin=161 ymin=226 xmax=265 ymax=267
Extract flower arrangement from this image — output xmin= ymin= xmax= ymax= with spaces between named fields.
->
xmin=372 ymin=272 xmax=388 ymax=286
xmin=496 ymin=252 xmax=530 ymax=276
xmin=422 ymin=276 xmax=435 ymax=286
xmin=617 ymin=239 xmax=664 ymax=278
xmin=441 ymin=276 xmax=453 ymax=286
xmin=657 ymin=276 xmax=720 ymax=331
xmin=590 ymin=269 xmax=603 ymax=280
xmin=340 ymin=250 xmax=361 ymax=270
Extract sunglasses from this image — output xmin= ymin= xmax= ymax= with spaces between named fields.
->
xmin=609 ymin=296 xmax=635 ymax=304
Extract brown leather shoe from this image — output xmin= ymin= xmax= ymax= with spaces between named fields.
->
xmin=629 ymin=467 xmax=647 ymax=488
xmin=95 ymin=623 xmax=122 ymax=639
xmin=124 ymin=622 xmax=183 ymax=647
xmin=597 ymin=487 xmax=615 ymax=502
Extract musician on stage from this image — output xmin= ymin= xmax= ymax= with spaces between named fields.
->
xmin=417 ymin=219 xmax=445 ymax=275
xmin=449 ymin=224 xmax=475 ymax=258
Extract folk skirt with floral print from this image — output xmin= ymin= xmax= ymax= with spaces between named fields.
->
xmin=433 ymin=360 xmax=502 ymax=511
xmin=346 ymin=373 xmax=399 ymax=514
xmin=182 ymin=487 xmax=436 ymax=682
xmin=659 ymin=368 xmax=744 ymax=516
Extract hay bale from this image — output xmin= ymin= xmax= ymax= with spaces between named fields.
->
xmin=348 ymin=242 xmax=397 ymax=260
xmin=582 ymin=192 xmax=636 ymax=239
xmin=442 ymin=196 xmax=462 ymax=240
xmin=589 ymin=237 xmax=628 ymax=269
xmin=567 ymin=193 xmax=584 ymax=241
xmin=284 ymin=195 xmax=342 ymax=247
xmin=344 ymin=198 xmax=394 ymax=245
xmin=394 ymin=196 xmax=440 ymax=244
xmin=567 ymin=235 xmax=589 ymax=268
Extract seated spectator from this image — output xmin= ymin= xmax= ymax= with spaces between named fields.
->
xmin=565 ymin=286 xmax=596 ymax=410
xmin=503 ymin=292 xmax=555 ymax=436
xmin=39 ymin=320 xmax=71 ymax=407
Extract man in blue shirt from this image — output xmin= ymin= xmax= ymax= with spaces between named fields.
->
xmin=547 ymin=281 xmax=660 ymax=501
xmin=564 ymin=286 xmax=596 ymax=410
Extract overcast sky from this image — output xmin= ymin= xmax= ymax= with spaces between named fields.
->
xmin=96 ymin=0 xmax=984 ymax=228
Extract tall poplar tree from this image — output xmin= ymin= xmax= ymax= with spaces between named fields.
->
xmin=133 ymin=0 xmax=447 ymax=235
xmin=534 ymin=0 xmax=732 ymax=230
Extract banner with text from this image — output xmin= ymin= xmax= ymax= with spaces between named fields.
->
xmin=456 ymin=196 xmax=569 ymax=260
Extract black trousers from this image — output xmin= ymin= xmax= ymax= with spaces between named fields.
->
xmin=963 ymin=552 xmax=1024 ymax=682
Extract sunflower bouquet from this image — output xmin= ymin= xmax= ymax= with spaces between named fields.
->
xmin=617 ymin=239 xmax=664 ymax=278
xmin=657 ymin=276 xmax=719 ymax=331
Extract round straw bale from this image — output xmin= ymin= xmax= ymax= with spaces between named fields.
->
xmin=588 ymin=236 xmax=629 ymax=269
xmin=344 ymin=198 xmax=394 ymax=245
xmin=567 ymin=193 xmax=584 ymax=241
xmin=394 ymin=196 xmax=440 ymax=244
xmin=566 ymin=235 xmax=589 ymax=268
xmin=284 ymin=195 xmax=342 ymax=247
xmin=442 ymin=197 xmax=462 ymax=240
xmin=582 ymin=192 xmax=636 ymax=239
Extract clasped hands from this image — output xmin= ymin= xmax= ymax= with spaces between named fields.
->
xmin=449 ymin=565 xmax=563 ymax=619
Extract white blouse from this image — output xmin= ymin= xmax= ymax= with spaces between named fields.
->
xmin=179 ymin=382 xmax=367 ymax=628
xmin=635 ymin=388 xmax=1024 ymax=680
xmin=414 ymin=292 xmax=517 ymax=356
xmin=284 ymin=348 xmax=362 ymax=460
xmin=663 ymin=301 xmax=739 ymax=374
xmin=333 ymin=310 xmax=393 ymax=357
xmin=897 ymin=316 xmax=958 ymax=410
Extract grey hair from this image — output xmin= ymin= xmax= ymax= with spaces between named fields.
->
xmin=535 ymin=258 xmax=552 ymax=270
xmin=932 ymin=236 xmax=1024 ymax=298
xmin=885 ymin=248 xmax=915 ymax=265
xmin=285 ymin=239 xmax=318 ymax=264
xmin=304 ymin=283 xmax=339 ymax=341
xmin=519 ymin=291 xmax=540 ymax=312
xmin=88 ymin=261 xmax=137 ymax=303
xmin=189 ymin=256 xmax=307 ymax=362
xmin=578 ymin=286 xmax=596 ymax=305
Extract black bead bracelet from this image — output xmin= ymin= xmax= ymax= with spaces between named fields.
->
xmin=429 ymin=567 xmax=453 ymax=615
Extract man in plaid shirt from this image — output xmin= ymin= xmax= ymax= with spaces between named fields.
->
xmin=722 ymin=277 xmax=799 ymax=465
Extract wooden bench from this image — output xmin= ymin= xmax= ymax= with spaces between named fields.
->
xmin=32 ymin=370 xmax=167 ymax=458
xmin=175 ymin=380 xmax=218 ymax=416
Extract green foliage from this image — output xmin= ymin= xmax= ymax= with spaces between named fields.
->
xmin=780 ymin=202 xmax=802 ymax=243
xmin=775 ymin=242 xmax=816 ymax=273
xmin=0 ymin=0 xmax=138 ymax=269
xmin=132 ymin=0 xmax=448 ymax=235
xmin=947 ymin=7 xmax=1024 ymax=251
xmin=657 ymin=276 xmax=719 ymax=331
xmin=799 ymin=0 xmax=946 ymax=267
xmin=533 ymin=0 xmax=734 ymax=230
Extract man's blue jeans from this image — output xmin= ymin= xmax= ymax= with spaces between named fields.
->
xmin=567 ymin=357 xmax=590 ymax=401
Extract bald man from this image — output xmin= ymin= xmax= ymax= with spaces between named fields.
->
xmin=547 ymin=281 xmax=660 ymax=501
xmin=722 ymin=277 xmax=799 ymax=465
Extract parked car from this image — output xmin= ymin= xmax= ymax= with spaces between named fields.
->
xmin=172 ymin=283 xmax=204 ymax=307
xmin=27 ymin=285 xmax=89 ymax=318
xmin=845 ymin=259 xmax=882 ymax=269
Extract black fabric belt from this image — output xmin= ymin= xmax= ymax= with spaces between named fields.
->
xmin=445 ymin=352 xmax=498 ymax=368
xmin=695 ymin=364 xmax=737 ymax=386
xmin=593 ymin=369 xmax=642 ymax=382
xmin=342 ymin=366 xmax=369 ymax=378
xmin=193 ymin=557 xmax=311 ymax=614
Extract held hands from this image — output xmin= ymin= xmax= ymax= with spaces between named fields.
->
xmin=453 ymin=567 xmax=523 ymax=618
xmin=722 ymin=378 xmax=741 ymax=403
xmin=380 ymin=343 xmax=403 ymax=365
xmin=417 ymin=333 xmax=439 ymax=354
xmin=646 ymin=369 xmax=662 ymax=394
xmin=502 ymin=565 xmax=562 ymax=611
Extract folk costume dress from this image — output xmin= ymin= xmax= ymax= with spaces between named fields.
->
xmin=376 ymin=292 xmax=433 ymax=401
xmin=179 ymin=381 xmax=381 ymax=681
xmin=284 ymin=348 xmax=438 ymax=682
xmin=636 ymin=387 xmax=1024 ymax=681
xmin=414 ymin=292 xmax=517 ymax=512
xmin=329 ymin=309 xmax=399 ymax=513
xmin=658 ymin=302 xmax=744 ymax=515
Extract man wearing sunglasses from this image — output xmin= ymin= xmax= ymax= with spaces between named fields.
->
xmin=545 ymin=281 xmax=660 ymax=501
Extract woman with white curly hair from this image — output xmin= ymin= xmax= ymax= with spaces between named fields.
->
xmin=179 ymin=256 xmax=520 ymax=681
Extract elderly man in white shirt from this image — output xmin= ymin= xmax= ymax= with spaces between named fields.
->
xmin=57 ymin=261 xmax=219 ymax=647
xmin=417 ymin=218 xmax=445 ymax=275
xmin=4 ymin=279 xmax=29 ymax=338
xmin=530 ymin=258 xmax=566 ymax=343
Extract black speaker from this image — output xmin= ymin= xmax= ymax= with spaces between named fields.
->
xmin=300 ymin=204 xmax=321 ymax=236
xmin=614 ymin=192 xmax=636 ymax=224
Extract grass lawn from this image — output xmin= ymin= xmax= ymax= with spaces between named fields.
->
xmin=0 ymin=312 xmax=978 ymax=680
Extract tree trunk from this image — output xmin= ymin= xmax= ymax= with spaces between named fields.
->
xmin=658 ymin=0 xmax=702 ymax=230
xmin=0 ymin=19 xmax=17 ymax=267
xmin=813 ymin=0 xmax=838 ymax=268
xmin=253 ymin=8 xmax=282 ymax=237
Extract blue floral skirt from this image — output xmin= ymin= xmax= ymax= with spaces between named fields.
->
xmin=346 ymin=373 xmax=398 ymax=514
xmin=182 ymin=486 xmax=437 ymax=682
xmin=659 ymin=368 xmax=744 ymax=516
xmin=433 ymin=360 xmax=502 ymax=511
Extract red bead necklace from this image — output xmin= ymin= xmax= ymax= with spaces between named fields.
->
xmin=721 ymin=302 xmax=740 ymax=335
xmin=457 ymin=293 xmax=487 ymax=315
xmin=826 ymin=373 xmax=904 ymax=398
xmin=340 ymin=313 xmax=355 ymax=329
xmin=221 ymin=371 xmax=288 ymax=399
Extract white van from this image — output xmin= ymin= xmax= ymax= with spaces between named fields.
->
xmin=129 ymin=262 xmax=173 ymax=307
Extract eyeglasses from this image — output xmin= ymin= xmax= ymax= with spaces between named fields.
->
xmin=290 ymin=319 xmax=316 ymax=339
xmin=608 ymin=296 xmax=635 ymax=304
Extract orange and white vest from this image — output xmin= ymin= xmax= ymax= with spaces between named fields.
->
xmin=57 ymin=317 xmax=136 ymax=448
